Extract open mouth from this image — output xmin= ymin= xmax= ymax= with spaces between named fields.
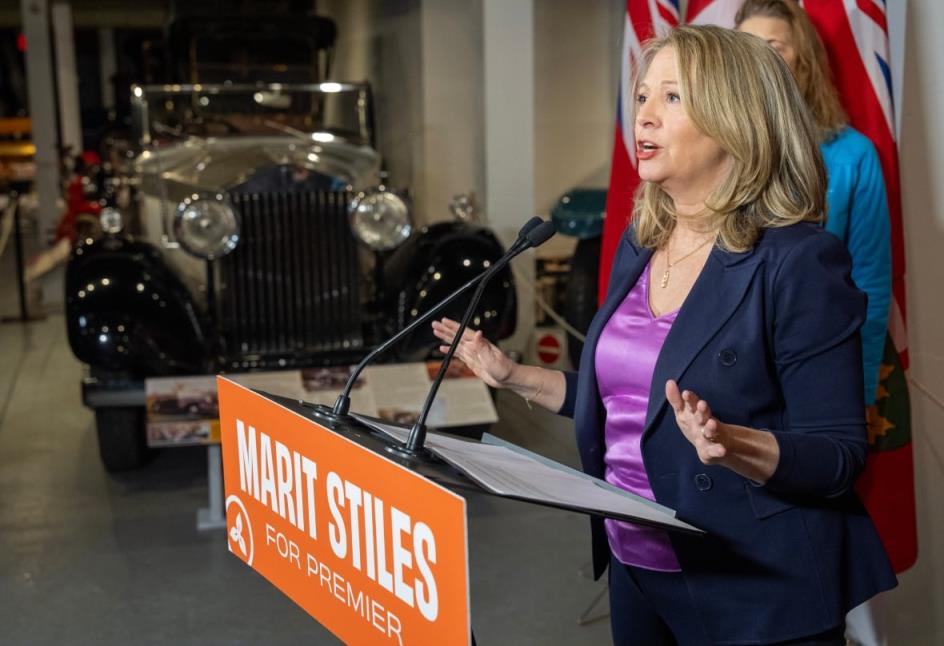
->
xmin=636 ymin=141 xmax=660 ymax=158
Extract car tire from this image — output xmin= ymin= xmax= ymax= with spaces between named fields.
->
xmin=95 ymin=407 xmax=149 ymax=472
xmin=563 ymin=237 xmax=601 ymax=368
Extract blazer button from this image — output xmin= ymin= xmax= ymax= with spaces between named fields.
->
xmin=719 ymin=349 xmax=737 ymax=366
xmin=694 ymin=474 xmax=712 ymax=491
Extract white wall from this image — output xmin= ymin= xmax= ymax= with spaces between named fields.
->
xmin=319 ymin=0 xmax=486 ymax=225
xmin=534 ymin=0 xmax=622 ymax=214
xmin=419 ymin=0 xmax=485 ymax=223
xmin=876 ymin=0 xmax=944 ymax=643
xmin=320 ymin=0 xmax=622 ymax=228
xmin=318 ymin=0 xmax=423 ymax=208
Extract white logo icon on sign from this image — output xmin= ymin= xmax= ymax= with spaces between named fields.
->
xmin=226 ymin=495 xmax=255 ymax=567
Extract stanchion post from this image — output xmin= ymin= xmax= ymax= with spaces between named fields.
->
xmin=3 ymin=191 xmax=48 ymax=325
xmin=197 ymin=443 xmax=226 ymax=530
xmin=12 ymin=194 xmax=28 ymax=321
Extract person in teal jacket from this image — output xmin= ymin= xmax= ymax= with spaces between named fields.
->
xmin=737 ymin=0 xmax=892 ymax=407
xmin=820 ymin=127 xmax=892 ymax=406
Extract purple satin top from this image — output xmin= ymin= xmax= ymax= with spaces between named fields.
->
xmin=595 ymin=262 xmax=681 ymax=572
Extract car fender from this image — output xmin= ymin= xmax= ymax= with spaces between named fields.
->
xmin=66 ymin=234 xmax=207 ymax=375
xmin=384 ymin=222 xmax=517 ymax=359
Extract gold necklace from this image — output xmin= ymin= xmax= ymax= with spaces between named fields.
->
xmin=660 ymin=237 xmax=714 ymax=288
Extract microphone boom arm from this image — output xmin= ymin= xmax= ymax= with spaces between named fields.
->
xmin=331 ymin=235 xmax=529 ymax=416
xmin=403 ymin=220 xmax=557 ymax=453
xmin=403 ymin=251 xmax=514 ymax=451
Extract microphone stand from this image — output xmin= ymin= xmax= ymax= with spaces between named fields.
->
xmin=395 ymin=259 xmax=508 ymax=456
xmin=395 ymin=221 xmax=557 ymax=459
xmin=309 ymin=269 xmax=506 ymax=423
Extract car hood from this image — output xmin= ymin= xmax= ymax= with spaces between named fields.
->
xmin=134 ymin=135 xmax=381 ymax=198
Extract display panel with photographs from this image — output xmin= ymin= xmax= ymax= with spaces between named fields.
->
xmin=145 ymin=360 xmax=497 ymax=447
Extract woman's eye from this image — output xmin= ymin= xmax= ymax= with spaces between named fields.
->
xmin=636 ymin=93 xmax=647 ymax=104
xmin=667 ymin=92 xmax=680 ymax=103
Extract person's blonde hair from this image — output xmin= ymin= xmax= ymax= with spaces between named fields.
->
xmin=631 ymin=25 xmax=826 ymax=253
xmin=735 ymin=0 xmax=847 ymax=141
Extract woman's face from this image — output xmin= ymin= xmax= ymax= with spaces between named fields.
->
xmin=634 ymin=47 xmax=731 ymax=206
xmin=737 ymin=15 xmax=798 ymax=73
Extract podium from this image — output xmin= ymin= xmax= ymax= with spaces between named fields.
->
xmin=216 ymin=376 xmax=701 ymax=646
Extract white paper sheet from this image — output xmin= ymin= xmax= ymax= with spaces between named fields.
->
xmin=353 ymin=415 xmax=702 ymax=533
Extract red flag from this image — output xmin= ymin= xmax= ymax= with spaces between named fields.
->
xmin=599 ymin=0 xmax=680 ymax=301
xmin=685 ymin=0 xmax=740 ymax=27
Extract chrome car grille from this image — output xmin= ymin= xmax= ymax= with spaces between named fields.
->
xmin=218 ymin=190 xmax=363 ymax=366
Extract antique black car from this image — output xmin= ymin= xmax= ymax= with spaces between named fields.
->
xmin=66 ymin=83 xmax=516 ymax=471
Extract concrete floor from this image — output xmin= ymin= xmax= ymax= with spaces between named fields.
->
xmin=0 ymin=251 xmax=612 ymax=644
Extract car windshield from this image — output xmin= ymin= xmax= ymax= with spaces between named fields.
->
xmin=131 ymin=83 xmax=372 ymax=147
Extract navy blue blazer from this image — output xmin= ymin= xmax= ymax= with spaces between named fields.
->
xmin=559 ymin=223 xmax=896 ymax=644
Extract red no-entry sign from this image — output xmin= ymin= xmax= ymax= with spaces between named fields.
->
xmin=537 ymin=333 xmax=561 ymax=365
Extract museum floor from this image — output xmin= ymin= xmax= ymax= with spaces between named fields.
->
xmin=0 ymin=251 xmax=612 ymax=645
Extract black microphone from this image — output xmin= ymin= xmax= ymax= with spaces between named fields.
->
xmin=511 ymin=215 xmax=545 ymax=240
xmin=320 ymin=217 xmax=546 ymax=423
xmin=400 ymin=220 xmax=557 ymax=454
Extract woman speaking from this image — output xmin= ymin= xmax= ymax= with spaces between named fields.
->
xmin=433 ymin=25 xmax=895 ymax=645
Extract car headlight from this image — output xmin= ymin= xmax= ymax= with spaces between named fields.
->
xmin=99 ymin=207 xmax=123 ymax=234
xmin=174 ymin=195 xmax=240 ymax=259
xmin=348 ymin=188 xmax=412 ymax=251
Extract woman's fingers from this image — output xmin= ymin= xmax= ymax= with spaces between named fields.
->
xmin=430 ymin=317 xmax=517 ymax=390
xmin=436 ymin=317 xmax=464 ymax=336
xmin=665 ymin=380 xmax=684 ymax=413
xmin=434 ymin=318 xmax=493 ymax=365
xmin=666 ymin=380 xmax=727 ymax=461
xmin=667 ymin=383 xmax=706 ymax=430
xmin=431 ymin=320 xmax=455 ymax=339
xmin=432 ymin=318 xmax=480 ymax=345
xmin=673 ymin=385 xmax=711 ymax=422
xmin=701 ymin=417 xmax=720 ymax=443
xmin=705 ymin=442 xmax=727 ymax=460
xmin=695 ymin=399 xmax=712 ymax=426
xmin=682 ymin=389 xmax=701 ymax=416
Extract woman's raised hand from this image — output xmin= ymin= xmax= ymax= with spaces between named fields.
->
xmin=431 ymin=317 xmax=516 ymax=389
xmin=665 ymin=379 xmax=781 ymax=482
xmin=665 ymin=379 xmax=729 ymax=464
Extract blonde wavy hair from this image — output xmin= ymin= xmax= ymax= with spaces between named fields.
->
xmin=735 ymin=0 xmax=848 ymax=141
xmin=631 ymin=25 xmax=826 ymax=253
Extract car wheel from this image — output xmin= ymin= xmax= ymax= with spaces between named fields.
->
xmin=95 ymin=407 xmax=149 ymax=472
xmin=563 ymin=237 xmax=601 ymax=368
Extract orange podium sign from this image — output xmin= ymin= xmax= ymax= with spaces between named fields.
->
xmin=217 ymin=377 xmax=470 ymax=645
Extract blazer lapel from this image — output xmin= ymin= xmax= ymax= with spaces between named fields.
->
xmin=643 ymin=245 xmax=761 ymax=435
